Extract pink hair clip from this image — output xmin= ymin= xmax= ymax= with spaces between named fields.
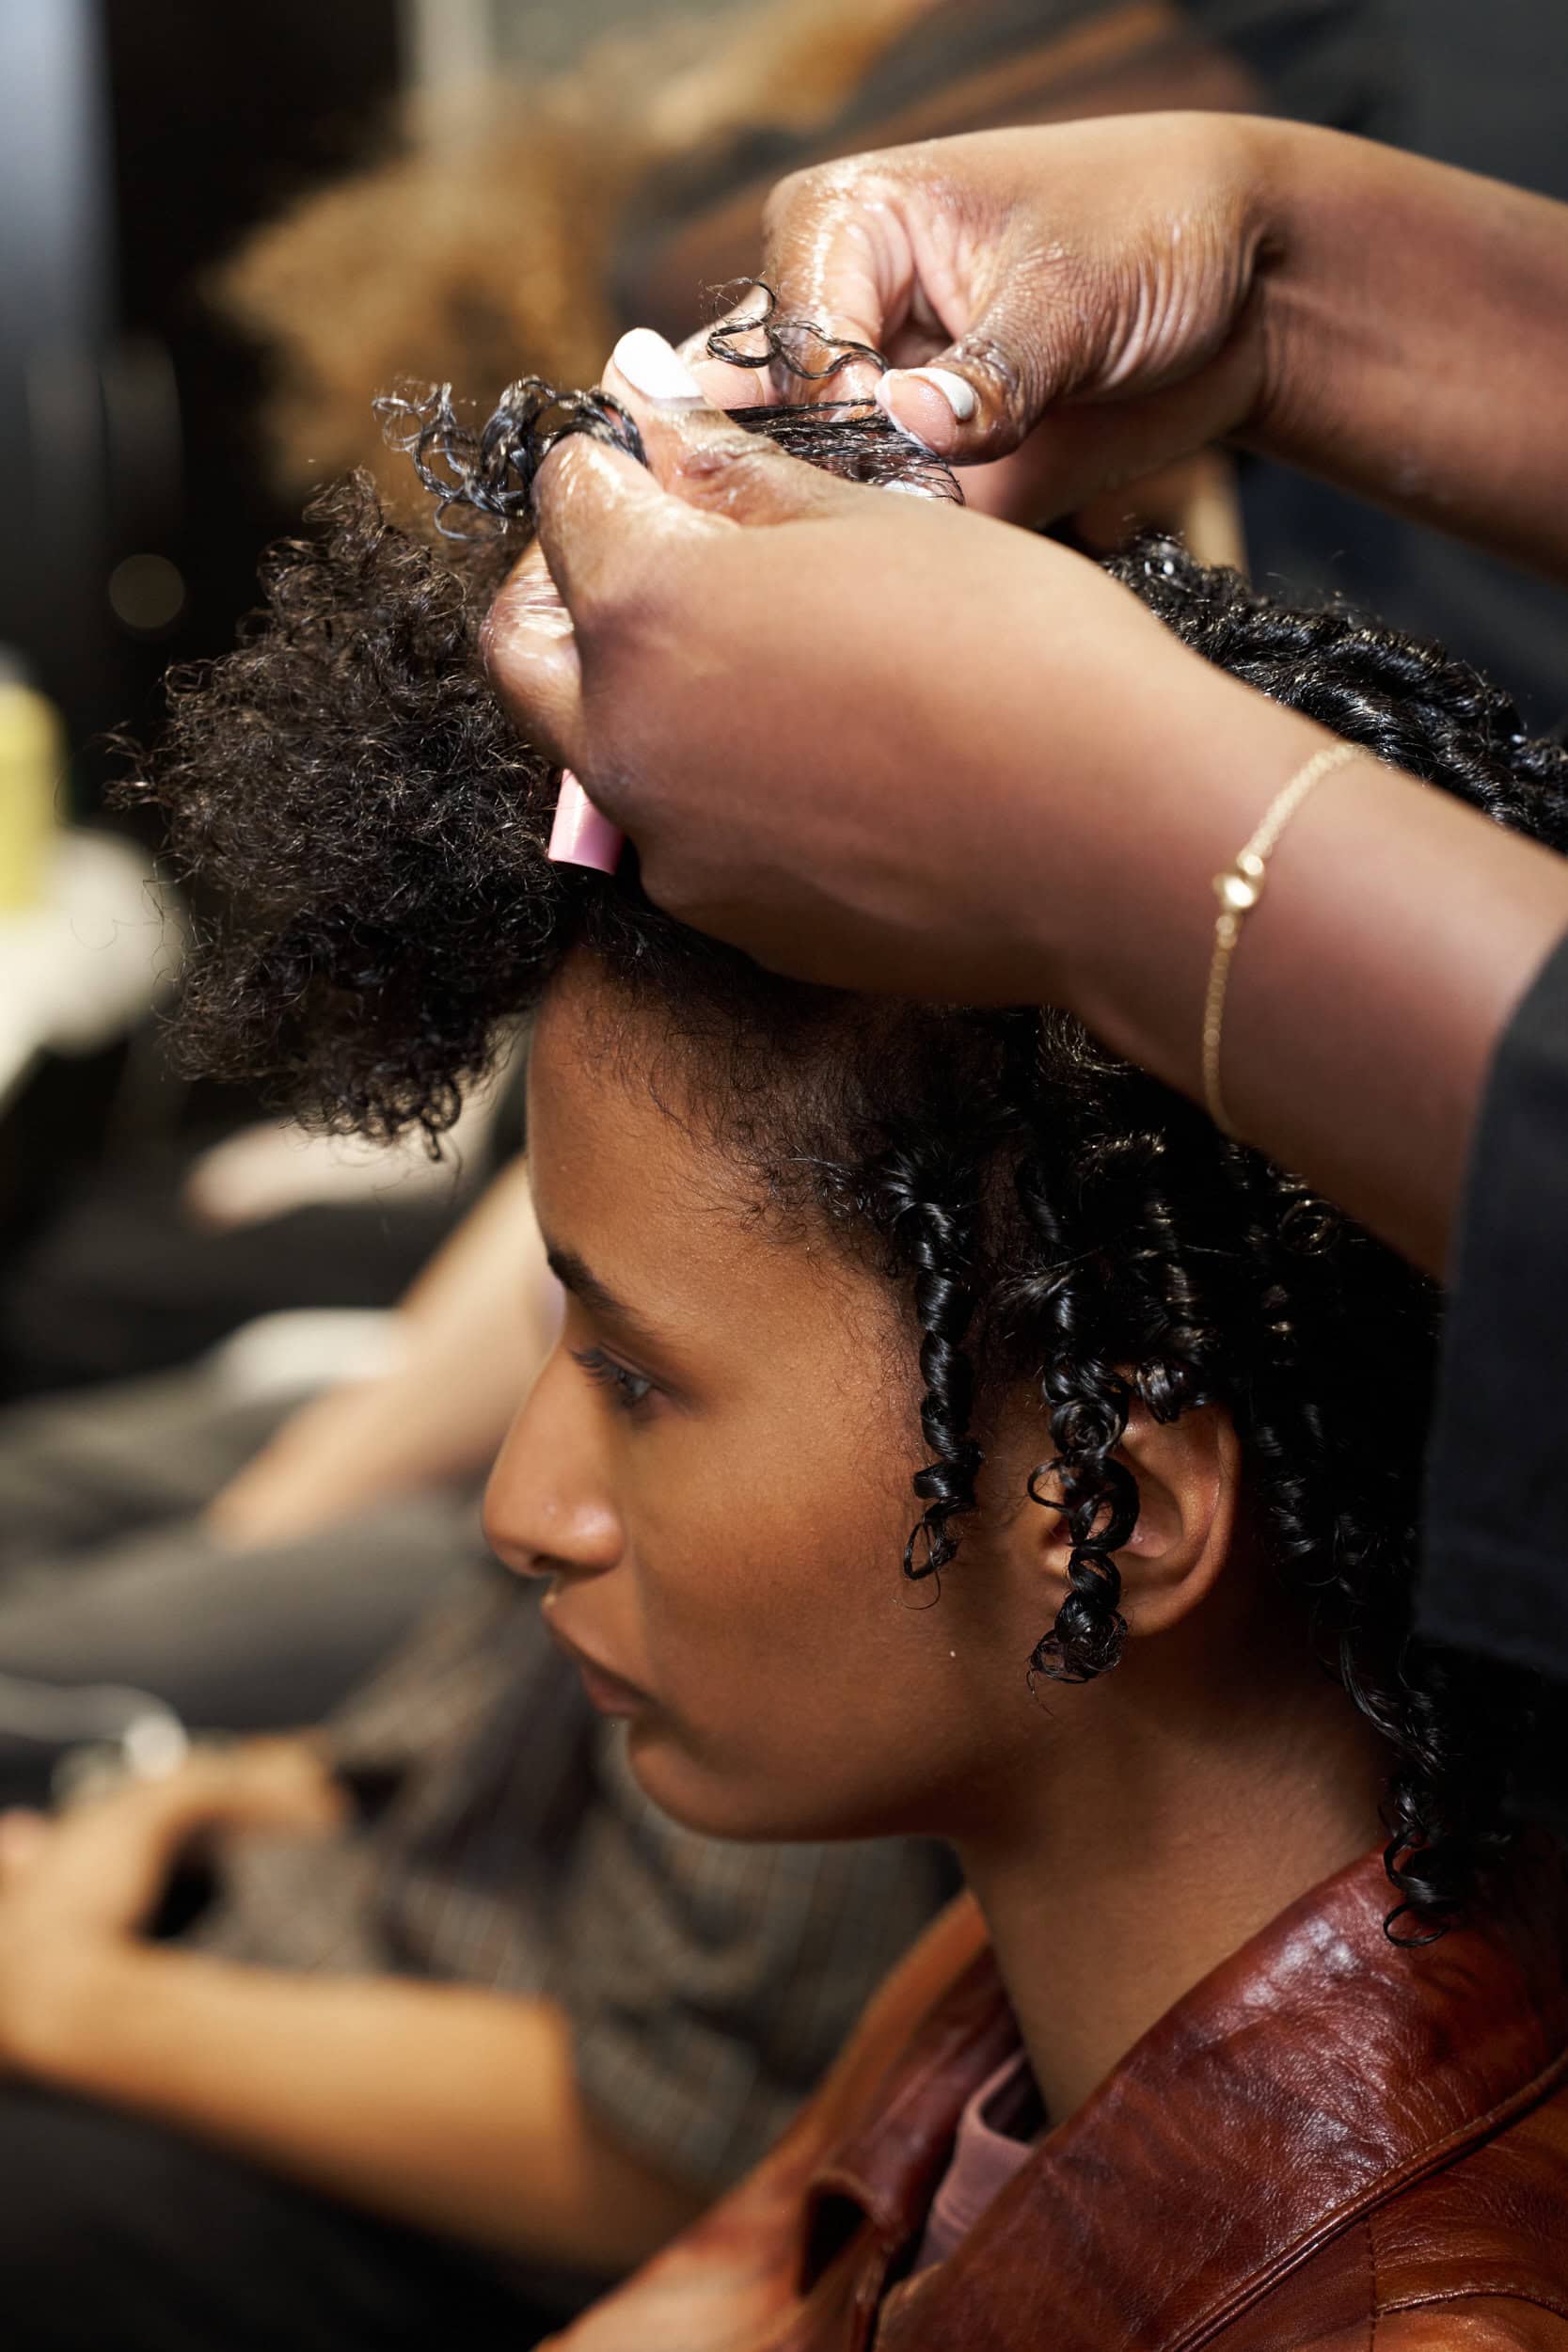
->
xmin=546 ymin=770 xmax=625 ymax=874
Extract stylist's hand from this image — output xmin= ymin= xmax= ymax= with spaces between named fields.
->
xmin=485 ymin=329 xmax=1319 ymax=1009
xmin=726 ymin=113 xmax=1277 ymax=522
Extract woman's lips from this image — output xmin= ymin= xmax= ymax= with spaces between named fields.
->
xmin=543 ymin=1606 xmax=650 ymax=1718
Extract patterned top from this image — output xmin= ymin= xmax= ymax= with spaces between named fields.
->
xmin=196 ymin=1554 xmax=952 ymax=2192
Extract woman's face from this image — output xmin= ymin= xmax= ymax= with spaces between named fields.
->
xmin=483 ymin=955 xmax=1060 ymax=1847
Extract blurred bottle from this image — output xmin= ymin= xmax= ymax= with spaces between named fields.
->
xmin=0 ymin=648 xmax=65 ymax=912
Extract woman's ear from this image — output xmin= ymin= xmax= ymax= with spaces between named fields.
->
xmin=1106 ymin=1400 xmax=1243 ymax=1638
xmin=1009 ymin=1398 xmax=1244 ymax=1643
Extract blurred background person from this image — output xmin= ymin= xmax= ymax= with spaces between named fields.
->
xmin=0 ymin=1553 xmax=949 ymax=2351
xmin=0 ymin=1150 xmax=543 ymax=1798
xmin=0 ymin=1126 xmax=950 ymax=2352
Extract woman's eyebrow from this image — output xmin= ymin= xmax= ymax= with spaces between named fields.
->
xmin=544 ymin=1239 xmax=665 ymax=1348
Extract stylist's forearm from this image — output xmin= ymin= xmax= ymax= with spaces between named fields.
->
xmin=491 ymin=349 xmax=1568 ymax=1282
xmin=1254 ymin=124 xmax=1568 ymax=580
xmin=1068 ymin=664 xmax=1568 ymax=1279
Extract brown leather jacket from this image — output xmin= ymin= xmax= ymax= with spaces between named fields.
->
xmin=550 ymin=1846 xmax=1568 ymax=2352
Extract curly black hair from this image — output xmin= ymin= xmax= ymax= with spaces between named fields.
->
xmin=128 ymin=366 xmax=1568 ymax=1936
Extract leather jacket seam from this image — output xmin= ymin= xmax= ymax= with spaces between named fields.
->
xmin=1374 ymin=2286 xmax=1568 ymax=2326
xmin=1170 ymin=2040 xmax=1568 ymax=2352
xmin=1366 ymin=2214 xmax=1380 ymax=2352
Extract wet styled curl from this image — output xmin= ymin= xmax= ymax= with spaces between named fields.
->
xmin=372 ymin=284 xmax=957 ymax=537
xmin=130 ymin=363 xmax=1568 ymax=1932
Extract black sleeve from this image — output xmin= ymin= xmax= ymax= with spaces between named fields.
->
xmin=1420 ymin=929 xmax=1568 ymax=1692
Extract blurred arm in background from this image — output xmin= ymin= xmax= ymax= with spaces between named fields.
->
xmin=207 ymin=1153 xmax=554 ymax=1549
xmin=0 ymin=1583 xmax=948 ymax=2302
xmin=0 ymin=1742 xmax=702 ymax=2276
xmin=0 ymin=1150 xmax=554 ymax=1774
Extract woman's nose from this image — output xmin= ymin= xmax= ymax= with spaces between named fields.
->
xmin=483 ymin=1345 xmax=624 ymax=1582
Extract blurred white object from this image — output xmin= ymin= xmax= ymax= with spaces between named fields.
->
xmin=182 ymin=1025 xmax=520 ymax=1230
xmin=0 ymin=1669 xmax=189 ymax=1788
xmin=186 ymin=1114 xmax=475 ymax=1230
xmin=0 ymin=650 xmax=64 ymax=914
xmin=206 ymin=1308 xmax=407 ymax=1403
xmin=0 ymin=827 xmax=179 ymax=1112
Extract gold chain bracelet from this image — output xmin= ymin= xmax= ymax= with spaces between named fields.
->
xmin=1200 ymin=741 xmax=1364 ymax=1137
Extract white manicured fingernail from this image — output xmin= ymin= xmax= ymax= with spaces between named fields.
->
xmin=915 ymin=368 xmax=978 ymax=421
xmin=609 ymin=327 xmax=707 ymax=405
xmin=876 ymin=368 xmax=979 ymax=449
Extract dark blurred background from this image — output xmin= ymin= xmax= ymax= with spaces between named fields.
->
xmin=2 ymin=0 xmax=754 ymax=820
xmin=0 ymin=0 xmax=749 ymax=1399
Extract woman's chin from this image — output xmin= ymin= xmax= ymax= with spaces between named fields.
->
xmin=625 ymin=1722 xmax=850 ymax=1847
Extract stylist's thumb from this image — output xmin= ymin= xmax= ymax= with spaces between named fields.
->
xmin=603 ymin=327 xmax=851 ymax=525
xmin=758 ymin=166 xmax=1062 ymax=469
xmin=870 ymin=272 xmax=1072 ymax=468
xmin=487 ymin=328 xmax=833 ymax=765
xmin=483 ymin=425 xmax=696 ymax=772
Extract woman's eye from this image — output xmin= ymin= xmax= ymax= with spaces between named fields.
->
xmin=570 ymin=1345 xmax=656 ymax=1416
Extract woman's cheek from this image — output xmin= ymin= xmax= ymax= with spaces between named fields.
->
xmin=622 ymin=1359 xmax=920 ymax=1715
xmin=631 ymin=1461 xmax=883 ymax=1715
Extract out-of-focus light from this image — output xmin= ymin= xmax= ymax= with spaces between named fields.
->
xmin=107 ymin=551 xmax=185 ymax=633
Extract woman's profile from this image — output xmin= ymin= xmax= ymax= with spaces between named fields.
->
xmin=138 ymin=402 xmax=1568 ymax=2349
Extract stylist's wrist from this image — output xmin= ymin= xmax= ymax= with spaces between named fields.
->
xmin=1043 ymin=659 xmax=1335 ymax=1090
xmin=1229 ymin=117 xmax=1383 ymax=469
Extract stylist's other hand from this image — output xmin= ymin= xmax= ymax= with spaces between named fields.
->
xmin=484 ymin=328 xmax=1313 ymax=1008
xmin=743 ymin=114 xmax=1275 ymax=522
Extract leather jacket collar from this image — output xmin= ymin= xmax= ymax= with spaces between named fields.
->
xmin=796 ymin=1844 xmax=1568 ymax=2351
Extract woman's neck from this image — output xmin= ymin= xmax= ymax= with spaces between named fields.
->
xmin=952 ymin=1664 xmax=1387 ymax=2129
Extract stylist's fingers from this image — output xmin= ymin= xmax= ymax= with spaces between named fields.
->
xmin=488 ymin=327 xmax=857 ymax=773
xmin=602 ymin=327 xmax=857 ymax=525
xmin=760 ymin=160 xmax=1031 ymax=450
xmin=673 ymin=314 xmax=770 ymax=411
xmin=761 ymin=172 xmax=1033 ymax=461
xmin=759 ymin=149 xmax=1176 ymax=468
xmin=480 ymin=536 xmax=587 ymax=769
xmin=485 ymin=334 xmax=741 ymax=765
xmin=761 ymin=146 xmax=1130 ymax=463
xmin=869 ymin=246 xmax=1115 ymax=467
xmin=956 ymin=319 xmax=1267 ymax=529
xmin=485 ymin=334 xmax=727 ymax=769
xmin=484 ymin=426 xmax=708 ymax=773
xmin=758 ymin=164 xmax=906 ymax=384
